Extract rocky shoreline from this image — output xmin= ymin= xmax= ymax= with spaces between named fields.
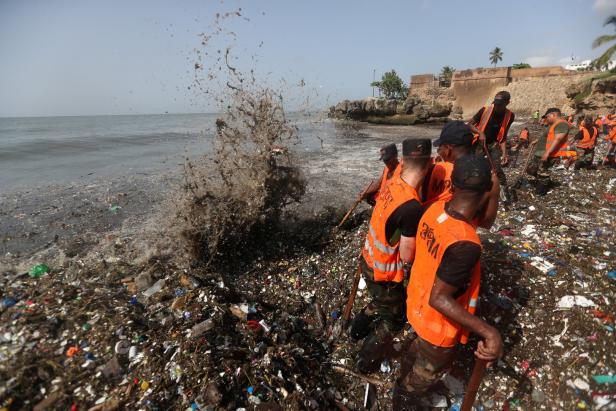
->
xmin=328 ymin=96 xmax=456 ymax=125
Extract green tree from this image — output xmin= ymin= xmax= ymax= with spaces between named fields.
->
xmin=489 ymin=47 xmax=503 ymax=67
xmin=440 ymin=66 xmax=455 ymax=81
xmin=512 ymin=62 xmax=531 ymax=69
xmin=592 ymin=15 xmax=616 ymax=70
xmin=371 ymin=69 xmax=408 ymax=100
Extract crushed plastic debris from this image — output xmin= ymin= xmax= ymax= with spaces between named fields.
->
xmin=556 ymin=295 xmax=597 ymax=309
xmin=0 ymin=120 xmax=614 ymax=410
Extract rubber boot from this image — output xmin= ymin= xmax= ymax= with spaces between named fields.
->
xmin=392 ymin=385 xmax=423 ymax=411
xmin=356 ymin=323 xmax=393 ymax=374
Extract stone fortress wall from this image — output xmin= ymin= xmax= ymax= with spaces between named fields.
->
xmin=410 ymin=66 xmax=595 ymax=118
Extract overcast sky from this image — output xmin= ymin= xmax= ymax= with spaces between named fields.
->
xmin=1 ymin=0 xmax=615 ymax=117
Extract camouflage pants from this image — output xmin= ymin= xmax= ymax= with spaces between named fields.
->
xmin=526 ymin=156 xmax=557 ymax=193
xmin=398 ymin=336 xmax=456 ymax=393
xmin=361 ymin=258 xmax=406 ymax=332
xmin=575 ymin=148 xmax=594 ymax=169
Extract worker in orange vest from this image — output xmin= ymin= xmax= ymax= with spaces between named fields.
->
xmin=469 ymin=91 xmax=515 ymax=204
xmin=527 ymin=108 xmax=570 ymax=195
xmin=392 ymin=155 xmax=503 ymax=408
xmin=352 ymin=138 xmax=432 ymax=374
xmin=603 ymin=125 xmax=616 ymax=167
xmin=423 ymin=121 xmax=500 ymax=229
xmin=595 ymin=115 xmax=604 ymax=135
xmin=511 ymin=127 xmax=530 ymax=151
xmin=573 ymin=115 xmax=599 ymax=170
xmin=360 ymin=143 xmax=400 ymax=206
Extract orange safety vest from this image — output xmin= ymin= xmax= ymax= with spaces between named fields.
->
xmin=608 ymin=126 xmax=616 ymax=144
xmin=473 ymin=105 xmax=513 ymax=144
xmin=406 ymin=201 xmax=481 ymax=348
xmin=595 ymin=118 xmax=603 ymax=128
xmin=577 ymin=126 xmax=598 ymax=149
xmin=378 ymin=161 xmax=401 ymax=194
xmin=545 ymin=119 xmax=570 ymax=158
xmin=519 ymin=129 xmax=529 ymax=142
xmin=422 ymin=161 xmax=453 ymax=208
xmin=363 ymin=175 xmax=420 ymax=283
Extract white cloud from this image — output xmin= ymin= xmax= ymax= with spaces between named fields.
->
xmin=593 ymin=0 xmax=616 ymax=13
xmin=523 ymin=55 xmax=557 ymax=66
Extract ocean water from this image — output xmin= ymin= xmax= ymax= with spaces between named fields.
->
xmin=0 ymin=113 xmax=439 ymax=191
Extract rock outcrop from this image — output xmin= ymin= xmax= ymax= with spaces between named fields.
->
xmin=568 ymin=75 xmax=616 ymax=115
xmin=328 ymin=96 xmax=451 ymax=125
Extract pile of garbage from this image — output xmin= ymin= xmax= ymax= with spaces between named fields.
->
xmin=1 ymin=146 xmax=615 ymax=410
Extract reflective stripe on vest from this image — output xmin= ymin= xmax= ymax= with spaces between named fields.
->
xmin=577 ymin=126 xmax=598 ymax=149
xmin=362 ymin=175 xmax=420 ymax=283
xmin=546 ymin=119 xmax=570 ymax=158
xmin=474 ymin=105 xmax=512 ymax=144
xmin=406 ymin=201 xmax=482 ymax=348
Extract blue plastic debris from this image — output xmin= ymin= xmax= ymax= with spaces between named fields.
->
xmin=247 ymin=386 xmax=254 ymax=394
xmin=2 ymin=297 xmax=17 ymax=308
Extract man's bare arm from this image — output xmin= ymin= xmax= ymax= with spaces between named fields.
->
xmin=429 ymin=277 xmax=503 ymax=360
xmin=542 ymin=132 xmax=568 ymax=160
xmin=475 ymin=172 xmax=500 ymax=229
xmin=399 ymin=235 xmax=416 ymax=263
xmin=360 ymin=178 xmax=382 ymax=201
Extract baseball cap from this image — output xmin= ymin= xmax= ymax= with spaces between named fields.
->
xmin=402 ymin=138 xmax=431 ymax=157
xmin=434 ymin=121 xmax=474 ymax=147
xmin=379 ymin=143 xmax=398 ymax=161
xmin=451 ymin=155 xmax=492 ymax=192
xmin=493 ymin=91 xmax=511 ymax=105
xmin=542 ymin=107 xmax=560 ymax=118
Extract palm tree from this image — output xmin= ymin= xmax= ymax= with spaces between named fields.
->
xmin=489 ymin=47 xmax=503 ymax=67
xmin=440 ymin=66 xmax=455 ymax=81
xmin=592 ymin=15 xmax=616 ymax=70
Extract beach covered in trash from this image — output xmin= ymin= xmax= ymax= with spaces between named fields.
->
xmin=1 ymin=130 xmax=615 ymax=411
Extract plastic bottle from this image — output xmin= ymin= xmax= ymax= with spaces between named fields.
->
xmin=28 ymin=264 xmax=49 ymax=278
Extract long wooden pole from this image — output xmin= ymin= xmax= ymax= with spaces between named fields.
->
xmin=341 ymin=260 xmax=362 ymax=327
xmin=482 ymin=141 xmax=497 ymax=171
xmin=338 ymin=181 xmax=374 ymax=228
xmin=460 ymin=358 xmax=488 ymax=411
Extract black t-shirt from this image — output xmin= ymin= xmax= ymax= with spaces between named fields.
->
xmin=435 ymin=207 xmax=481 ymax=296
xmin=472 ymin=107 xmax=515 ymax=145
xmin=384 ymin=199 xmax=423 ymax=244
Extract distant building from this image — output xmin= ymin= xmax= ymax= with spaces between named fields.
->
xmin=564 ymin=59 xmax=615 ymax=71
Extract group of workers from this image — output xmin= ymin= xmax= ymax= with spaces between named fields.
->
xmin=517 ymin=109 xmax=616 ymax=182
xmin=349 ymin=91 xmax=616 ymax=409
